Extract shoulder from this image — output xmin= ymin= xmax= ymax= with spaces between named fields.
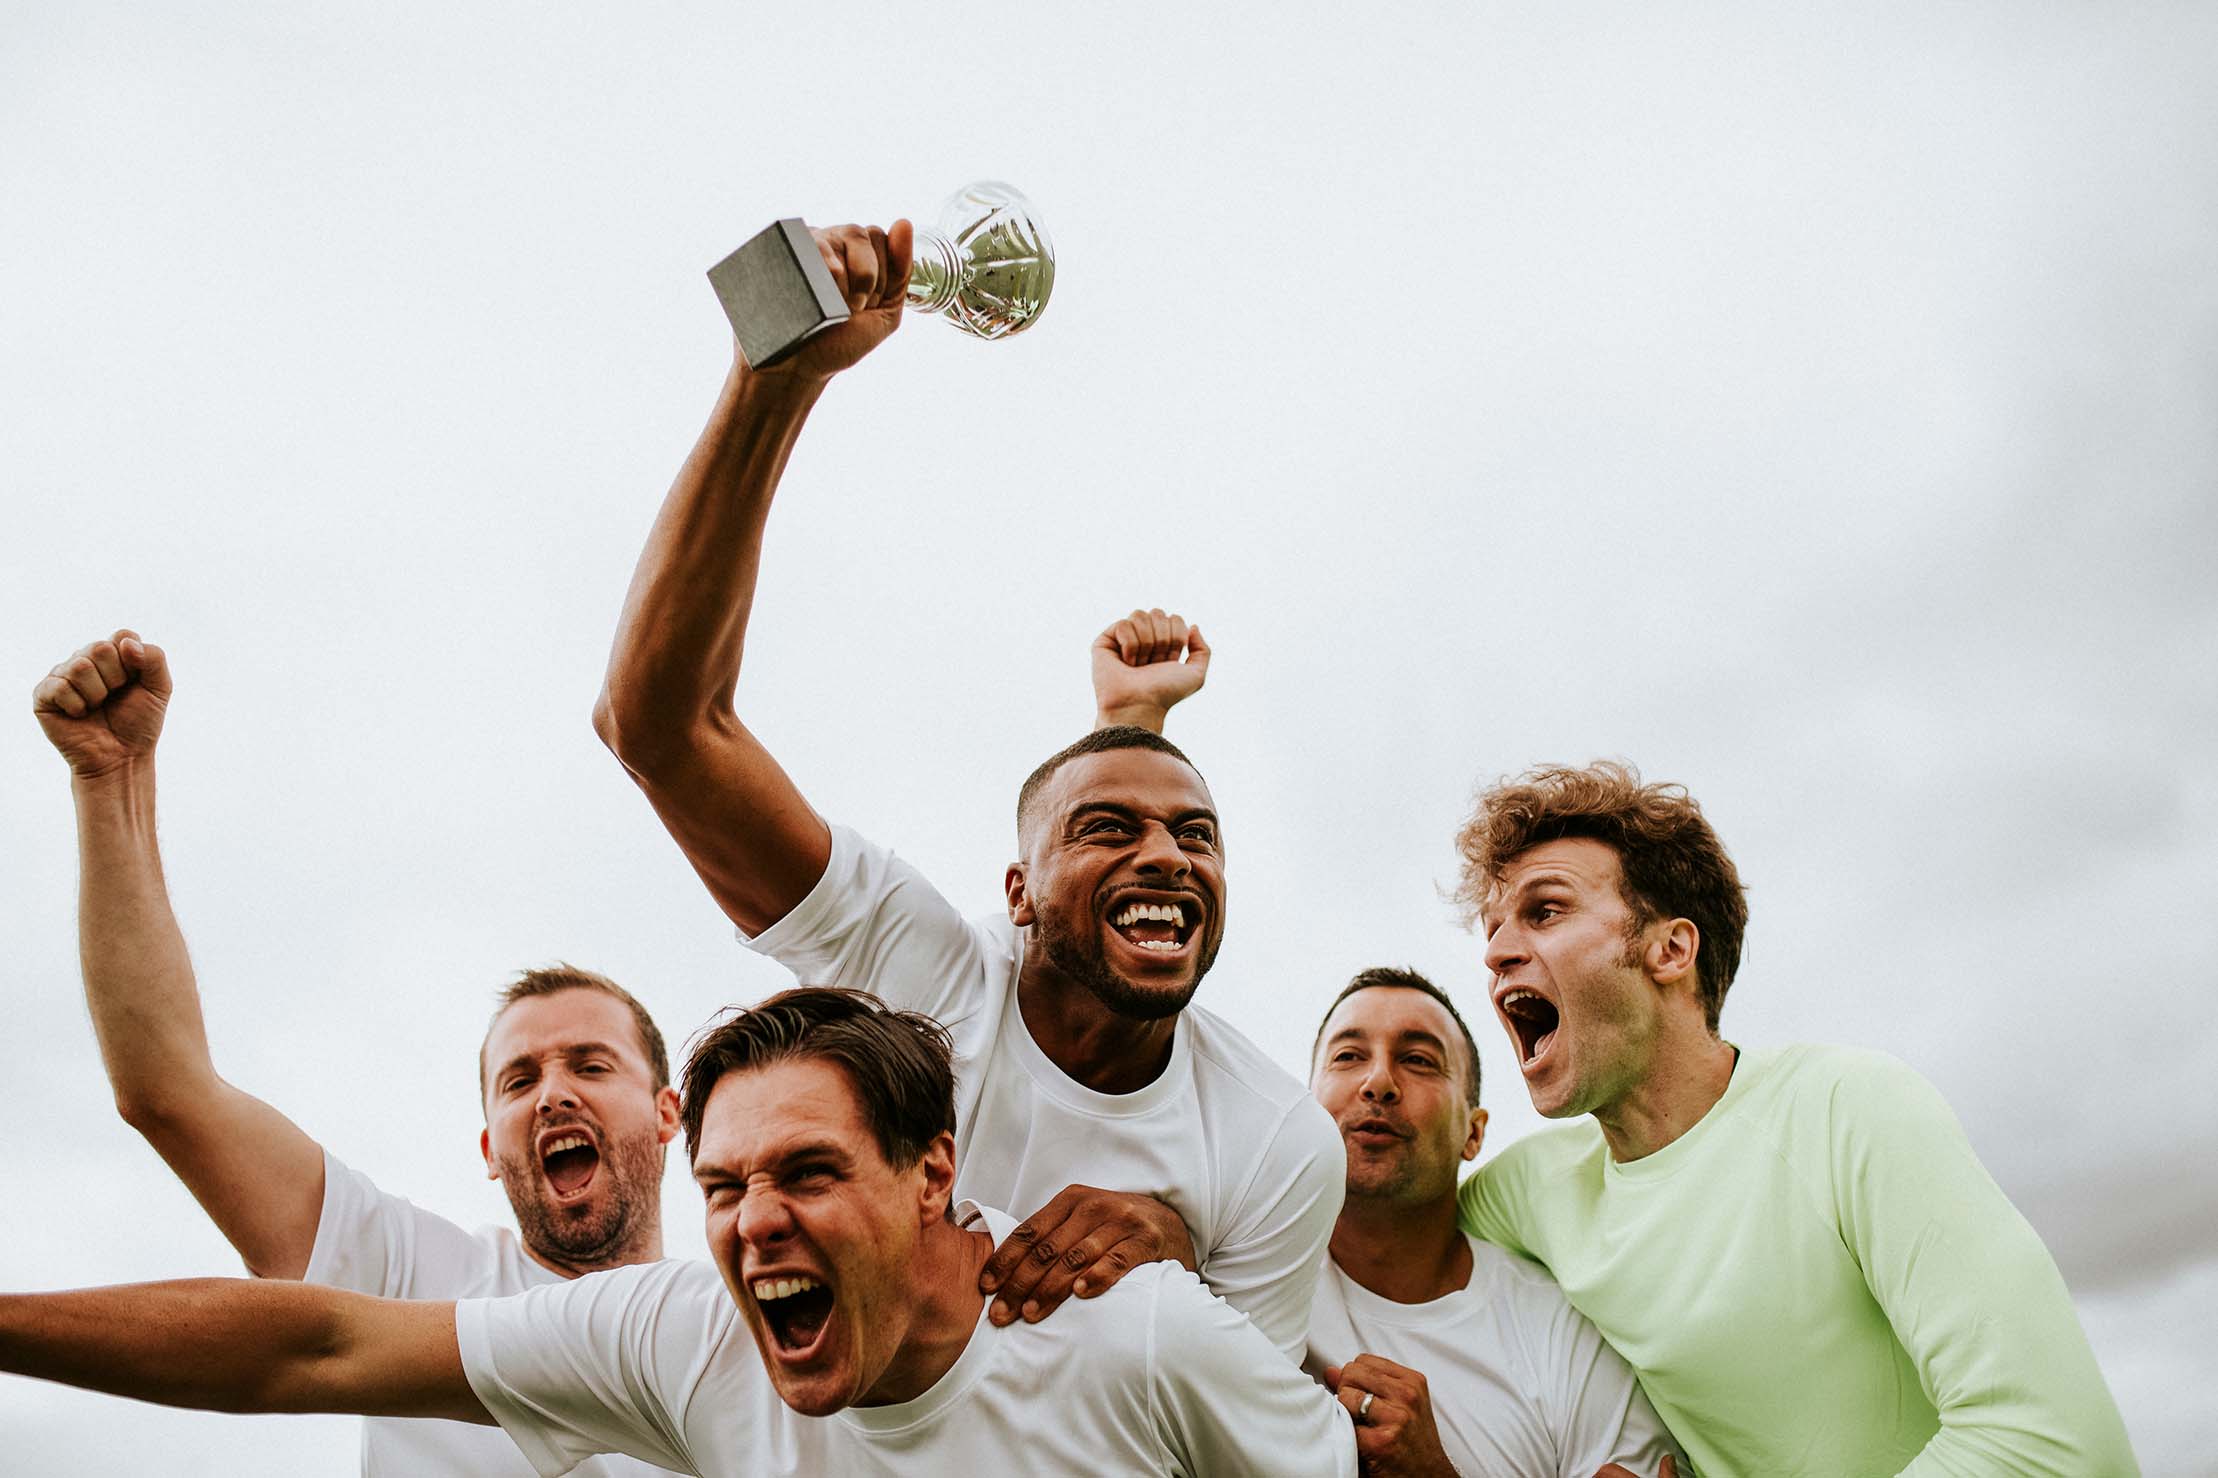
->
xmin=1477 ymin=1119 xmax=1603 ymax=1184
xmin=1183 ymin=1003 xmax=1324 ymax=1121
xmin=1747 ymin=1043 xmax=1956 ymax=1129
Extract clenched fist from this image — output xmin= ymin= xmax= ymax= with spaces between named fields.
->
xmin=1092 ymin=608 xmax=1210 ymax=733
xmin=33 ymin=630 xmax=172 ymax=780
xmin=745 ymin=220 xmax=915 ymax=380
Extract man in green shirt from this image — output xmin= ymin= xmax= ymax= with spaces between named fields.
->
xmin=1454 ymin=762 xmax=2136 ymax=1476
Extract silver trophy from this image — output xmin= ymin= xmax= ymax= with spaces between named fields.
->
xmin=709 ymin=181 xmax=1054 ymax=369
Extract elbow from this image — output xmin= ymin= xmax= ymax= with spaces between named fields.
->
xmin=113 ymin=1085 xmax=186 ymax=1143
xmin=594 ymin=680 xmax=720 ymax=782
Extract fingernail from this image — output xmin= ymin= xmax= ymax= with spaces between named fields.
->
xmin=979 ymin=1272 xmax=999 ymax=1291
xmin=1021 ymin=1300 xmax=1040 ymax=1322
xmin=989 ymin=1300 xmax=1012 ymax=1325
xmin=1072 ymin=1278 xmax=1091 ymax=1297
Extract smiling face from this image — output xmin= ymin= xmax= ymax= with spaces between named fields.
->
xmin=1481 ymin=837 xmax=1666 ymax=1120
xmin=692 ymin=1057 xmax=951 ymax=1417
xmin=479 ymin=988 xmax=678 ymax=1273
xmin=1008 ymin=748 xmax=1226 ymax=1019
xmin=1311 ymin=987 xmax=1485 ymax=1205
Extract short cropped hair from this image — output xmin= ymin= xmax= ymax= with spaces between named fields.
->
xmin=1016 ymin=726 xmax=1205 ymax=838
xmin=1311 ymin=966 xmax=1483 ymax=1107
xmin=479 ymin=963 xmax=670 ymax=1095
xmin=1454 ymin=761 xmax=1748 ymax=1032
xmin=679 ymin=987 xmax=957 ymax=1167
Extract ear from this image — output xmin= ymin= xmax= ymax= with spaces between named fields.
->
xmin=1645 ymin=918 xmax=1700 ymax=992
xmin=1461 ymin=1106 xmax=1489 ymax=1163
xmin=915 ymin=1131 xmax=958 ymax=1227
xmin=480 ymin=1125 xmax=498 ymax=1180
xmin=654 ymin=1085 xmax=682 ymax=1147
xmin=1005 ymin=862 xmax=1035 ymax=927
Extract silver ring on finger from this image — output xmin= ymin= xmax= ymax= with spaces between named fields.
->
xmin=1357 ymin=1390 xmax=1375 ymax=1422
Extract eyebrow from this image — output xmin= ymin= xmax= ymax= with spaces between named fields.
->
xmin=1065 ymin=801 xmax=1220 ymax=828
xmin=491 ymin=1041 xmax=624 ymax=1085
xmin=693 ymin=1136 xmax=854 ymax=1185
xmin=1324 ymin=1026 xmax=1451 ymax=1052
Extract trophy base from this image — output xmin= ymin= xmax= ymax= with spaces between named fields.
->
xmin=708 ymin=219 xmax=850 ymax=369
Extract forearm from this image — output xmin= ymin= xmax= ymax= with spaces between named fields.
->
xmin=0 ymin=1281 xmax=470 ymax=1420
xmin=597 ymin=360 xmax=827 ymax=764
xmin=72 ymin=763 xmax=219 ymax=1122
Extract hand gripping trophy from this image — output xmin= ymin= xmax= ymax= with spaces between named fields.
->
xmin=709 ymin=181 xmax=1054 ymax=368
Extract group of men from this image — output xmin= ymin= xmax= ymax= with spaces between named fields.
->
xmin=12 ymin=219 xmax=2137 ymax=1475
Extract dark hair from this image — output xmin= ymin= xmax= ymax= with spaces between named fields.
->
xmin=480 ymin=963 xmax=670 ymax=1095
xmin=679 ymin=987 xmax=957 ymax=1166
xmin=1311 ymin=967 xmax=1483 ymax=1107
xmin=1454 ymin=761 xmax=1749 ymax=1032
xmin=1016 ymin=726 xmax=1205 ymax=838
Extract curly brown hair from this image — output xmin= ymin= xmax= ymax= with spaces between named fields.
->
xmin=1454 ymin=762 xmax=1748 ymax=1031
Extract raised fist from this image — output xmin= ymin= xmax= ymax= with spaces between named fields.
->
xmin=1091 ymin=609 xmax=1210 ymax=732
xmin=33 ymin=630 xmax=173 ymax=779
xmin=745 ymin=220 xmax=915 ymax=380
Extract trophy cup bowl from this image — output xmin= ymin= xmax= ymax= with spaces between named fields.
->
xmin=708 ymin=180 xmax=1054 ymax=368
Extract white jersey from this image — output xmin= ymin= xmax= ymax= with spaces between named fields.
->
xmin=744 ymin=823 xmax=1345 ymax=1359
xmin=456 ymin=1202 xmax=1355 ymax=1478
xmin=303 ymin=1150 xmax=682 ymax=1477
xmin=1305 ymin=1234 xmax=1681 ymax=1478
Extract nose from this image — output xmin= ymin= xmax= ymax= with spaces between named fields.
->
xmin=1359 ymin=1056 xmax=1400 ymax=1104
xmin=1484 ymin=920 xmax=1527 ymax=977
xmin=1132 ymin=821 xmax=1191 ymax=878
xmin=735 ymin=1184 xmax=795 ymax=1252
xmin=535 ymin=1071 xmax=581 ymax=1116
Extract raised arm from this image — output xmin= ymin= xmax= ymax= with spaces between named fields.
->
xmin=1091 ymin=608 xmax=1210 ymax=734
xmin=33 ymin=633 xmax=327 ymax=1279
xmin=594 ymin=221 xmax=913 ymax=937
xmin=0 ymin=1279 xmax=482 ymax=1423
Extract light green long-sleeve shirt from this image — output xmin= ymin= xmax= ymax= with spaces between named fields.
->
xmin=1457 ymin=1044 xmax=2136 ymax=1477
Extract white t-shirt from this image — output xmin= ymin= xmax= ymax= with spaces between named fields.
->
xmin=1305 ymin=1234 xmax=1681 ymax=1478
xmin=457 ymin=1203 xmax=1357 ymax=1477
xmin=302 ymin=1150 xmax=682 ymax=1477
xmin=743 ymin=823 xmax=1345 ymax=1360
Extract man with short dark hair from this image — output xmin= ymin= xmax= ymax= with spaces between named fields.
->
xmin=32 ymin=631 xmax=687 ymax=1477
xmin=1454 ymin=761 xmax=2137 ymax=1475
xmin=1306 ymin=969 xmax=1680 ymax=1478
xmin=0 ymin=989 xmax=1372 ymax=1477
xmin=593 ymin=222 xmax=1341 ymax=1354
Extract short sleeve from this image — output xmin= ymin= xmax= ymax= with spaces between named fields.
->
xmin=1201 ymin=1095 xmax=1345 ymax=1361
xmin=304 ymin=1149 xmax=498 ymax=1299
xmin=456 ymin=1261 xmax=735 ymax=1477
xmin=1146 ymin=1266 xmax=1357 ymax=1478
xmin=743 ymin=823 xmax=998 ymax=1030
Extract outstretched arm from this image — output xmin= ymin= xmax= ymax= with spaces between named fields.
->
xmin=33 ymin=633 xmax=327 ymax=1280
xmin=595 ymin=221 xmax=912 ymax=937
xmin=1091 ymin=608 xmax=1210 ymax=734
xmin=0 ymin=1279 xmax=483 ymax=1423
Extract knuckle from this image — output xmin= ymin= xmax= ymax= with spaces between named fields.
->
xmin=1060 ymin=1245 xmax=1091 ymax=1271
xmin=1027 ymin=1240 xmax=1059 ymax=1265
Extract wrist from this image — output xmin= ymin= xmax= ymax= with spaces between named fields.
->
xmin=70 ymin=756 xmax=156 ymax=795
xmin=1094 ymin=703 xmax=1169 ymax=735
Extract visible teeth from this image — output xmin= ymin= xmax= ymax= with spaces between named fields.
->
xmin=1112 ymin=902 xmax=1189 ymax=929
xmin=1133 ymin=939 xmax=1179 ymax=952
xmin=543 ymin=1134 xmax=590 ymax=1155
xmin=1501 ymin=989 xmax=1538 ymax=1009
xmin=751 ymin=1276 xmax=823 ymax=1301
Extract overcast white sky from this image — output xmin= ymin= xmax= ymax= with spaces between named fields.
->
xmin=5 ymin=2 xmax=2215 ymax=1472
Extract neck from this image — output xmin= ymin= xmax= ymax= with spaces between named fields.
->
xmin=1015 ymin=965 xmax=1178 ymax=1096
xmin=1329 ymin=1189 xmax=1470 ymax=1304
xmin=862 ymin=1218 xmax=993 ymax=1406
xmin=525 ymin=1218 xmax=664 ymax=1281
xmin=1594 ymin=1028 xmax=1738 ymax=1162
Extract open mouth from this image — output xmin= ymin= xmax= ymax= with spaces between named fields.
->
xmin=1498 ymin=988 xmax=1561 ymax=1068
xmin=1106 ymin=897 xmax=1199 ymax=956
xmin=539 ymin=1130 xmax=601 ymax=1200
xmin=752 ymin=1274 xmax=836 ymax=1358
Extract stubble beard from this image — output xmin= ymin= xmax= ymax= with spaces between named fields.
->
xmin=1035 ymin=909 xmax=1219 ymax=1022
xmin=495 ymin=1128 xmax=664 ymax=1271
